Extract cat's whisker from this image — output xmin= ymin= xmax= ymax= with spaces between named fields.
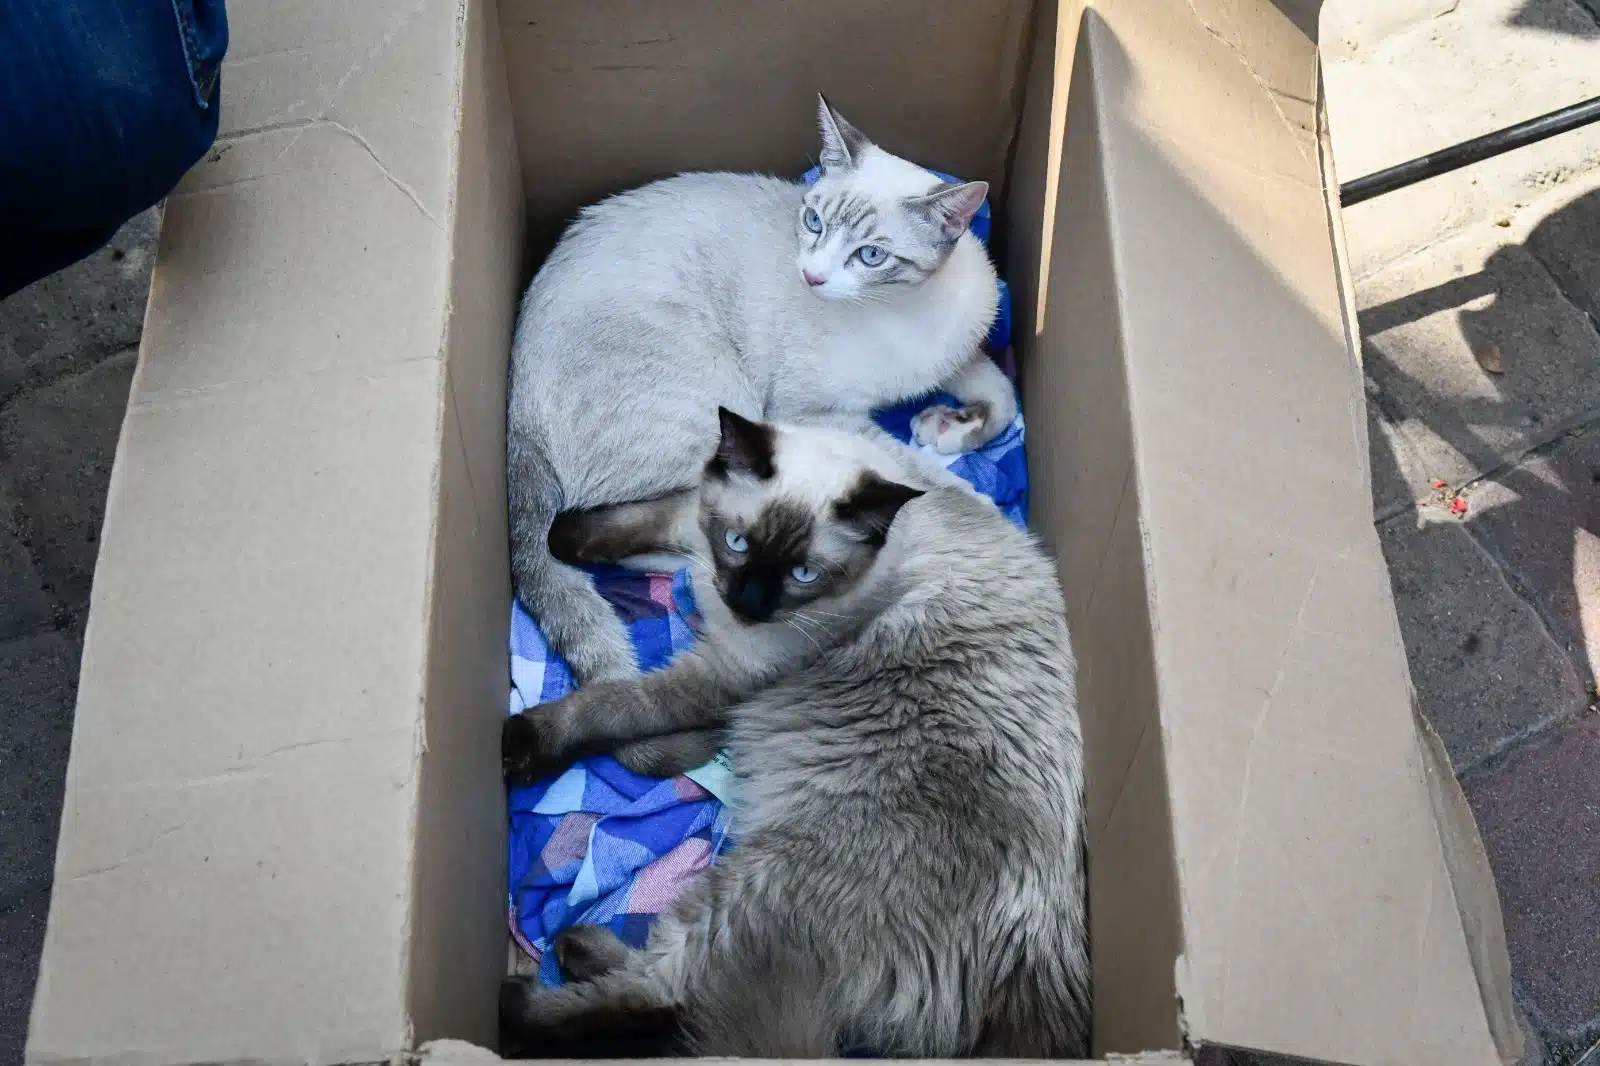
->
xmin=789 ymin=613 xmax=829 ymax=639
xmin=797 ymin=608 xmax=849 ymax=621
xmin=782 ymin=617 xmax=825 ymax=656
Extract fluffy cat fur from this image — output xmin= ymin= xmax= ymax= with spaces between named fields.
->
xmin=508 ymin=95 xmax=1016 ymax=683
xmin=502 ymin=411 xmax=1090 ymax=1058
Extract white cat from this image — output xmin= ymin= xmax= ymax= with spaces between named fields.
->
xmin=508 ymin=95 xmax=1014 ymax=682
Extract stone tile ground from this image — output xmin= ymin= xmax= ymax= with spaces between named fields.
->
xmin=1 ymin=3 xmax=1599 ymax=1062
xmin=0 ymin=212 xmax=156 ymax=1065
xmin=1327 ymin=0 xmax=1600 ymax=1060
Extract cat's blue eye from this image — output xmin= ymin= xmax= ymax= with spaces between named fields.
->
xmin=791 ymin=565 xmax=820 ymax=584
xmin=803 ymin=207 xmax=823 ymax=234
xmin=856 ymin=244 xmax=888 ymax=267
xmin=724 ymin=530 xmax=749 ymax=553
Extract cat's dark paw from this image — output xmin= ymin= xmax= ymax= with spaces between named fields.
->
xmin=547 ymin=510 xmax=593 ymax=564
xmin=553 ymin=924 xmax=631 ymax=981
xmin=499 ymin=976 xmax=546 ymax=1055
xmin=503 ymin=712 xmax=564 ymax=785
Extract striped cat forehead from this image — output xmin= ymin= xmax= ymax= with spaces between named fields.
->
xmin=808 ymin=191 xmax=879 ymax=239
xmin=808 ymin=146 xmax=947 ymax=214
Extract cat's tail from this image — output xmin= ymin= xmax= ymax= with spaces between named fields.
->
xmin=508 ymin=429 xmax=640 ymax=683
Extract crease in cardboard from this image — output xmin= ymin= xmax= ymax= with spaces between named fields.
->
xmin=65 ymin=729 xmax=420 ymax=797
xmin=992 ymin=0 xmax=1044 ymax=212
xmin=126 ymin=356 xmax=443 ymax=407
xmin=261 ymin=0 xmax=433 ymax=147
xmin=61 ymin=821 xmax=190 ymax=884
xmin=1176 ymin=0 xmax=1315 ymax=168
xmin=398 ymin=0 xmax=487 ymax=1048
xmin=213 ymin=117 xmax=441 ymax=228
xmin=1211 ymin=563 xmax=1320 ymax=1007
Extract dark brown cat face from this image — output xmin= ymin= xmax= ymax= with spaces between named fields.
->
xmin=701 ymin=409 xmax=922 ymax=623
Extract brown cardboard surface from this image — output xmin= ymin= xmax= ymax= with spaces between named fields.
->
xmin=408 ymin=0 xmax=524 ymax=1047
xmin=26 ymin=0 xmax=1512 ymax=1063
xmin=498 ymin=0 xmax=1035 ymax=252
xmin=1011 ymin=2 xmax=1504 ymax=1062
xmin=27 ymin=0 xmax=472 ymax=1061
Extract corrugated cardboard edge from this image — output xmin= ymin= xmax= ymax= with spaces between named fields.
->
xmin=1412 ymin=699 xmax=1524 ymax=1066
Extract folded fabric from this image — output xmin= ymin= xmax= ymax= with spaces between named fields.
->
xmin=507 ymin=167 xmax=1026 ymax=988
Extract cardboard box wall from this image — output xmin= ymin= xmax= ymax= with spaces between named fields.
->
xmin=25 ymin=0 xmax=1519 ymax=1064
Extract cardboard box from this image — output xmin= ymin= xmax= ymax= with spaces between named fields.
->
xmin=26 ymin=1 xmax=1523 ymax=1063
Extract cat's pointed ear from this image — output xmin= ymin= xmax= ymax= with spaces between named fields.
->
xmin=909 ymin=180 xmax=988 ymax=241
xmin=709 ymin=407 xmax=777 ymax=480
xmin=817 ymin=93 xmax=870 ymax=172
xmin=834 ymin=472 xmax=925 ymax=546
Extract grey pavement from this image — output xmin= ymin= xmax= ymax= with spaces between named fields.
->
xmin=0 ymin=211 xmax=156 ymax=1066
xmin=1327 ymin=0 xmax=1600 ymax=1060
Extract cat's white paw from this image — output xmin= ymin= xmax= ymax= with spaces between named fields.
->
xmin=912 ymin=402 xmax=996 ymax=455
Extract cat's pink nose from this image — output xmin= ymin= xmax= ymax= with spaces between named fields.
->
xmin=803 ymin=270 xmax=826 ymax=287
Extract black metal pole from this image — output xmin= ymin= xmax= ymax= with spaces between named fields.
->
xmin=1340 ymin=94 xmax=1600 ymax=207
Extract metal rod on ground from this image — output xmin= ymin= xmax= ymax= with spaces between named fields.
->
xmin=1340 ymin=94 xmax=1600 ymax=207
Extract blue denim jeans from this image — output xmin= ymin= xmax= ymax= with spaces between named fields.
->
xmin=0 ymin=0 xmax=228 ymax=298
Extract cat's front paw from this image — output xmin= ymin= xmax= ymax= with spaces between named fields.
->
xmin=912 ymin=401 xmax=998 ymax=454
xmin=502 ymin=711 xmax=567 ymax=785
xmin=553 ymin=924 xmax=632 ymax=981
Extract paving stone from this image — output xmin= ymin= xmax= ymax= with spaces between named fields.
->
xmin=1528 ymin=184 xmax=1600 ymax=328
xmin=1321 ymin=0 xmax=1462 ymax=59
xmin=0 ymin=880 xmax=51 ymax=1066
xmin=1467 ymin=428 xmax=1600 ymax=686
xmin=0 ymin=633 xmax=80 ymax=913
xmin=0 ymin=484 xmax=51 ymax=641
xmin=0 ymin=351 xmax=136 ymax=610
xmin=1323 ymin=54 xmax=1492 ymax=270
xmin=1325 ymin=0 xmax=1600 ymax=270
xmin=0 ymin=209 xmax=158 ymax=406
xmin=1370 ymin=0 xmax=1600 ymax=210
xmin=1466 ymin=716 xmax=1600 ymax=1045
xmin=1379 ymin=510 xmax=1588 ymax=769
xmin=1359 ymin=220 xmax=1600 ymax=497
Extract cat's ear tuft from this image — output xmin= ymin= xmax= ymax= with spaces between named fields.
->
xmin=909 ymin=180 xmax=988 ymax=241
xmin=834 ymin=472 xmax=925 ymax=546
xmin=817 ymin=93 xmax=870 ymax=172
xmin=709 ymin=407 xmax=777 ymax=481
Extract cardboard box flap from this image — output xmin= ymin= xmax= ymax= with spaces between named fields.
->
xmin=25 ymin=1 xmax=472 ymax=1062
xmin=1019 ymin=3 xmax=1509 ymax=1063
xmin=498 ymin=0 xmax=1037 ymax=252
